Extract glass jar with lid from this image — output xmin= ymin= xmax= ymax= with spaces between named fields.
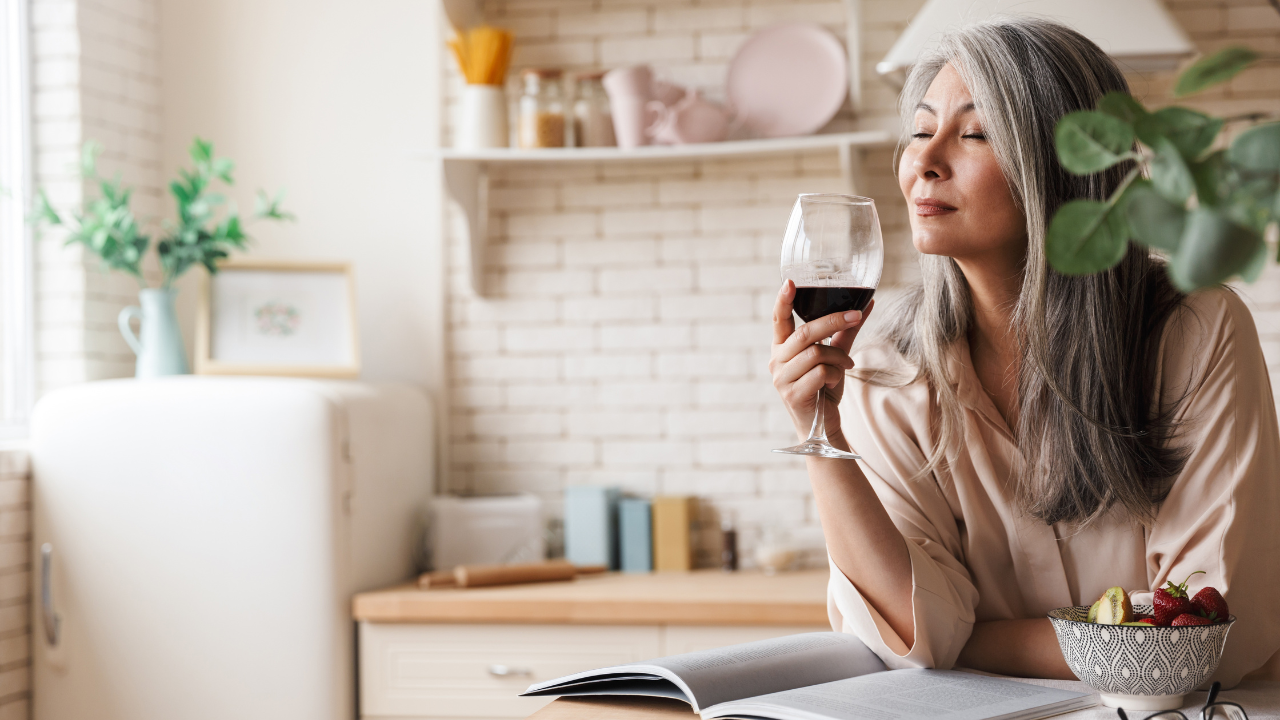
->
xmin=572 ymin=71 xmax=616 ymax=148
xmin=517 ymin=68 xmax=566 ymax=149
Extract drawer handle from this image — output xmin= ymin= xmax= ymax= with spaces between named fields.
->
xmin=489 ymin=664 xmax=532 ymax=678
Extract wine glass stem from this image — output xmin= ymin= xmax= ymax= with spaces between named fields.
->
xmin=806 ymin=387 xmax=830 ymax=445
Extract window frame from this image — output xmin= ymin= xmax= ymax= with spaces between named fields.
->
xmin=0 ymin=0 xmax=36 ymax=444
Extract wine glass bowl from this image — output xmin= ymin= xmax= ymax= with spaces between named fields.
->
xmin=774 ymin=194 xmax=884 ymax=460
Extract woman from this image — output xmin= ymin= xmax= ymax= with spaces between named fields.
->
xmin=769 ymin=17 xmax=1280 ymax=686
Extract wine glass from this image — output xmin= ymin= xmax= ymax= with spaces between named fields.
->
xmin=773 ymin=193 xmax=883 ymax=460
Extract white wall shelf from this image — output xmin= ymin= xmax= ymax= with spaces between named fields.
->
xmin=434 ymin=130 xmax=895 ymax=296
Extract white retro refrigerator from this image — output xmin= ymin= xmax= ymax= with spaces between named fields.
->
xmin=31 ymin=377 xmax=435 ymax=720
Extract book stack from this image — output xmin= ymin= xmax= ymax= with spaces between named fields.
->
xmin=564 ymin=487 xmax=698 ymax=573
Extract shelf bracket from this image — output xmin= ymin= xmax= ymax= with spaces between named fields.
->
xmin=838 ymin=142 xmax=862 ymax=196
xmin=442 ymin=159 xmax=490 ymax=296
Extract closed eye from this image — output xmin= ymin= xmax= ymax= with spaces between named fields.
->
xmin=963 ymin=133 xmax=986 ymax=140
xmin=912 ymin=133 xmax=932 ymax=139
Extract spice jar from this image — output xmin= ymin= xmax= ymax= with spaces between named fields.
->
xmin=518 ymin=68 xmax=566 ymax=149
xmin=572 ymin=71 xmax=616 ymax=148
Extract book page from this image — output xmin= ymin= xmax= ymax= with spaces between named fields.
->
xmin=523 ymin=632 xmax=886 ymax=712
xmin=702 ymin=669 xmax=1094 ymax=720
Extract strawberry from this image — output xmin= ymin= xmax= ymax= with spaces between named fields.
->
xmin=1153 ymin=571 xmax=1205 ymax=626
xmin=1192 ymin=587 xmax=1230 ymax=623
xmin=1172 ymin=613 xmax=1212 ymax=627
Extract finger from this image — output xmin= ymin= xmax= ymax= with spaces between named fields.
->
xmin=780 ymin=306 xmax=866 ymax=360
xmin=831 ymin=299 xmax=874 ymax=354
xmin=771 ymin=280 xmax=797 ymax=345
xmin=774 ymin=344 xmax=854 ymax=386
xmin=793 ymin=363 xmax=845 ymax=399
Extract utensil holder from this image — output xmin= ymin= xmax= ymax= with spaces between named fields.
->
xmin=456 ymin=84 xmax=509 ymax=149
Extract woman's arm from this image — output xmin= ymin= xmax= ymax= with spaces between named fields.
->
xmin=957 ymin=620 xmax=1075 ymax=679
xmin=768 ymin=281 xmax=916 ymax=646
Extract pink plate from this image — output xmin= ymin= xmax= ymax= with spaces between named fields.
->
xmin=726 ymin=23 xmax=849 ymax=138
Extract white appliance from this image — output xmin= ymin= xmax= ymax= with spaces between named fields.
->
xmin=32 ymin=377 xmax=435 ymax=720
xmin=877 ymin=0 xmax=1195 ymax=80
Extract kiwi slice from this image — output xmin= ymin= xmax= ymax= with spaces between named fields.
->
xmin=1087 ymin=598 xmax=1103 ymax=623
xmin=1093 ymin=586 xmax=1133 ymax=625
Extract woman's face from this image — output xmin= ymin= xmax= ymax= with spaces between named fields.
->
xmin=898 ymin=63 xmax=1026 ymax=266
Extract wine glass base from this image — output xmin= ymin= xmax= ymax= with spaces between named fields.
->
xmin=772 ymin=442 xmax=862 ymax=460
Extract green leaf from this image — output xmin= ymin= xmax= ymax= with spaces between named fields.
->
xmin=1169 ymin=208 xmax=1263 ymax=291
xmin=212 ymin=158 xmax=235 ymax=184
xmin=1225 ymin=177 xmax=1278 ymax=232
xmin=254 ymin=188 xmax=296 ymax=221
xmin=1125 ymin=183 xmax=1185 ymax=253
xmin=33 ymin=190 xmax=62 ymax=226
xmin=1098 ymin=92 xmax=1148 ymax=125
xmin=1239 ymin=239 xmax=1269 ymax=283
xmin=1175 ymin=46 xmax=1259 ymax=97
xmin=189 ymin=137 xmax=213 ymax=165
xmin=1151 ymin=137 xmax=1197 ymax=203
xmin=1152 ymin=107 xmax=1223 ymax=160
xmin=1055 ymin=111 xmax=1135 ymax=175
xmin=1227 ymin=122 xmax=1280 ymax=173
xmin=1191 ymin=151 xmax=1232 ymax=207
xmin=80 ymin=141 xmax=103 ymax=178
xmin=1047 ymin=199 xmax=1130 ymax=275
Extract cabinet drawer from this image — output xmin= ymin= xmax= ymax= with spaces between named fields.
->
xmin=661 ymin=625 xmax=830 ymax=655
xmin=359 ymin=622 xmax=661 ymax=719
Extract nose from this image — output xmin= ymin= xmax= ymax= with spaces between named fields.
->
xmin=912 ymin=135 xmax=951 ymax=181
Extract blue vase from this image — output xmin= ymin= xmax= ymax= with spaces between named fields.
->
xmin=118 ymin=288 xmax=190 ymax=378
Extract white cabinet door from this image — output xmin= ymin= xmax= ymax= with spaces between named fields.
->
xmin=660 ymin=625 xmax=830 ymax=655
xmin=360 ymin=623 xmax=661 ymax=719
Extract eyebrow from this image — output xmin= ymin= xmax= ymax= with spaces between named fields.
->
xmin=916 ymin=101 xmax=977 ymax=115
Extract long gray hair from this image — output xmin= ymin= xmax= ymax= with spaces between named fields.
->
xmin=876 ymin=17 xmax=1187 ymax=527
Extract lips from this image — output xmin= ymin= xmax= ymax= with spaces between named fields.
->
xmin=914 ymin=197 xmax=957 ymax=216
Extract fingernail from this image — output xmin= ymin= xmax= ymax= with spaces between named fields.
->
xmin=844 ymin=310 xmax=862 ymax=323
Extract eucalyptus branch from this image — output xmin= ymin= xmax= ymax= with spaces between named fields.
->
xmin=1046 ymin=46 xmax=1280 ymax=290
xmin=34 ymin=137 xmax=293 ymax=290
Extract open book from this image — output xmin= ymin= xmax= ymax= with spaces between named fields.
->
xmin=523 ymin=632 xmax=1095 ymax=720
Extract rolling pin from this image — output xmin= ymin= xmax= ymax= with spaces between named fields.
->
xmin=418 ymin=560 xmax=607 ymax=589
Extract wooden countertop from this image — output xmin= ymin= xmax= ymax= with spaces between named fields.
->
xmin=352 ymin=568 xmax=829 ymax=626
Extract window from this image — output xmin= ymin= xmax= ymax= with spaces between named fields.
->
xmin=0 ymin=0 xmax=35 ymax=443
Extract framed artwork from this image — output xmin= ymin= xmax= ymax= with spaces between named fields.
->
xmin=196 ymin=259 xmax=360 ymax=378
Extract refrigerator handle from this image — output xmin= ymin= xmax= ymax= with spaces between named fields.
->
xmin=41 ymin=543 xmax=60 ymax=646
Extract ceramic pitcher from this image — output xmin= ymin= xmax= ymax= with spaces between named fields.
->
xmin=118 ymin=288 xmax=190 ymax=378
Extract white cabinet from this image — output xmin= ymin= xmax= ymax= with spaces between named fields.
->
xmin=358 ymin=622 xmax=826 ymax=720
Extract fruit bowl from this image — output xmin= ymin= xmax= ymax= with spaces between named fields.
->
xmin=1048 ymin=604 xmax=1236 ymax=712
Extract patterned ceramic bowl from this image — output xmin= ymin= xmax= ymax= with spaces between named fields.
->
xmin=1048 ymin=604 xmax=1236 ymax=712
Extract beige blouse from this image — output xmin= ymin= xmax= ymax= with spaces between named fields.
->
xmin=829 ymin=287 xmax=1280 ymax=686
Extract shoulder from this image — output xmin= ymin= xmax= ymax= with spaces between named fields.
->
xmin=1164 ymin=286 xmax=1255 ymax=346
xmin=1157 ymin=286 xmax=1266 ymax=404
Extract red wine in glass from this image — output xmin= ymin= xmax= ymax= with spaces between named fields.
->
xmin=792 ymin=287 xmax=875 ymax=324
xmin=774 ymin=193 xmax=883 ymax=460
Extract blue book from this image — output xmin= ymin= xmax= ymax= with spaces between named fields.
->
xmin=618 ymin=498 xmax=652 ymax=573
xmin=564 ymin=486 xmax=620 ymax=569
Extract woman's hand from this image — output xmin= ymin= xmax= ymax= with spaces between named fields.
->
xmin=769 ymin=280 xmax=874 ymax=443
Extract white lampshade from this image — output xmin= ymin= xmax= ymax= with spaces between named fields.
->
xmin=877 ymin=0 xmax=1196 ymax=82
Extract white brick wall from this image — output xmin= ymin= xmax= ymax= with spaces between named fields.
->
xmin=0 ymin=453 xmax=29 ymax=718
xmin=32 ymin=0 xmax=160 ymax=398
xmin=445 ymin=0 xmax=1280 ymax=565
xmin=445 ymin=0 xmax=915 ymax=560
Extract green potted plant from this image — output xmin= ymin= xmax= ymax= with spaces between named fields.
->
xmin=1047 ymin=47 xmax=1278 ymax=290
xmin=36 ymin=137 xmax=292 ymax=378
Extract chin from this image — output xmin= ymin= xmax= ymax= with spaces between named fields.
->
xmin=911 ymin=231 xmax=963 ymax=258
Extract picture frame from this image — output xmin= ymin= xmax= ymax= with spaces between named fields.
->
xmin=196 ymin=259 xmax=360 ymax=378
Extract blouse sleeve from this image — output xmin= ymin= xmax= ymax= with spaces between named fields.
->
xmin=828 ymin=355 xmax=981 ymax=670
xmin=1136 ymin=289 xmax=1280 ymax=687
